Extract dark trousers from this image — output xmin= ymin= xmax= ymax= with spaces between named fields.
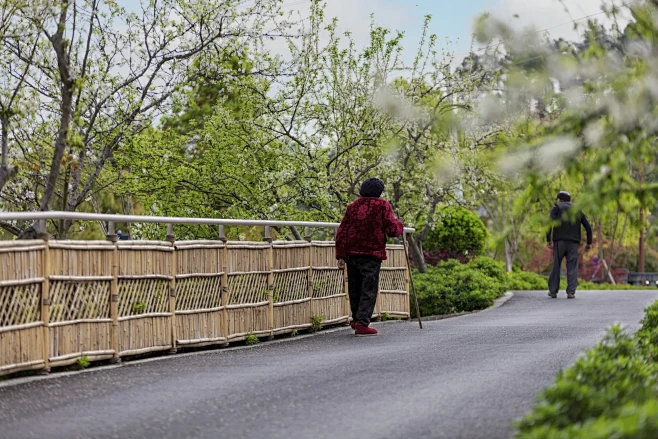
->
xmin=346 ymin=255 xmax=382 ymax=326
xmin=548 ymin=240 xmax=579 ymax=294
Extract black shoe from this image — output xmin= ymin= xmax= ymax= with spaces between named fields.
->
xmin=548 ymin=292 xmax=557 ymax=299
xmin=567 ymin=293 xmax=575 ymax=299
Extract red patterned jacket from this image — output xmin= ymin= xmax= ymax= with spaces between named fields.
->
xmin=335 ymin=197 xmax=404 ymax=261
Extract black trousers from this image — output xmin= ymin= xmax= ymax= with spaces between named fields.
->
xmin=548 ymin=240 xmax=579 ymax=294
xmin=346 ymin=255 xmax=382 ymax=326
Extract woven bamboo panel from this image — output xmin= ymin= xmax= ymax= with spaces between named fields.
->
xmin=273 ymin=301 xmax=311 ymax=333
xmin=119 ymin=316 xmax=171 ymax=355
xmin=175 ymin=241 xmax=224 ymax=275
xmin=0 ymin=244 xmax=44 ymax=281
xmin=273 ymin=269 xmax=308 ymax=302
xmin=379 ymin=269 xmax=406 ymax=292
xmin=49 ymin=321 xmax=112 ymax=364
xmin=0 ymin=326 xmax=44 ymax=375
xmin=117 ymin=241 xmax=172 ymax=276
xmin=311 ymin=268 xmax=343 ymax=298
xmin=118 ymin=278 xmax=169 ymax=317
xmin=227 ymin=273 xmax=269 ymax=305
xmin=272 ymin=242 xmax=310 ymax=269
xmin=176 ymin=276 xmax=222 ymax=311
xmin=49 ymin=241 xmax=113 ymax=276
xmin=312 ymin=296 xmax=347 ymax=323
xmin=382 ymin=245 xmax=406 ymax=268
xmin=176 ymin=311 xmax=224 ymax=345
xmin=49 ymin=280 xmax=110 ymax=322
xmin=311 ymin=241 xmax=336 ymax=266
xmin=0 ymin=282 xmax=41 ymax=327
xmin=226 ymin=304 xmax=270 ymax=340
xmin=378 ymin=291 xmax=410 ymax=317
xmin=226 ymin=242 xmax=269 ymax=273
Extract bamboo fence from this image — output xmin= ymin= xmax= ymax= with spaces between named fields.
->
xmin=0 ymin=237 xmax=410 ymax=376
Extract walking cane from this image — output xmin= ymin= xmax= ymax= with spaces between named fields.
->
xmin=402 ymin=231 xmax=423 ymax=329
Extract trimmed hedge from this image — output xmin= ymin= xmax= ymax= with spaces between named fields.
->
xmin=412 ymin=257 xmax=507 ymax=317
xmin=424 ymin=205 xmax=488 ymax=258
xmin=514 ymin=301 xmax=658 ymax=438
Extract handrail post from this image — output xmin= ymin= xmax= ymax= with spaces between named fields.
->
xmin=218 ymin=225 xmax=229 ymax=348
xmin=304 ymin=226 xmax=311 ymax=243
xmin=106 ymin=221 xmax=121 ymax=363
xmin=37 ymin=219 xmax=51 ymax=374
xmin=307 ymin=232 xmax=314 ymax=327
xmin=166 ymin=224 xmax=177 ymax=354
xmin=404 ymin=232 xmax=411 ymax=318
xmin=344 ymin=261 xmax=351 ymax=327
xmin=264 ymin=226 xmax=274 ymax=341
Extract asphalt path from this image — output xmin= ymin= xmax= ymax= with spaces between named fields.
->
xmin=2 ymin=290 xmax=657 ymax=439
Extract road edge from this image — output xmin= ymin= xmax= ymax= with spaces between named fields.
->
xmin=0 ymin=292 xmax=515 ymax=389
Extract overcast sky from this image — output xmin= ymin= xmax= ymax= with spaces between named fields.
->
xmin=117 ymin=0 xmax=622 ymax=65
xmin=283 ymin=0 xmax=621 ymax=61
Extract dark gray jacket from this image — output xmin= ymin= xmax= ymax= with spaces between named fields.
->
xmin=546 ymin=202 xmax=593 ymax=245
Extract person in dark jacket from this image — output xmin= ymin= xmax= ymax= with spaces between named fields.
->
xmin=546 ymin=191 xmax=593 ymax=299
xmin=336 ymin=178 xmax=404 ymax=336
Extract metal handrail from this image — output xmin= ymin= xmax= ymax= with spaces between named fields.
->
xmin=0 ymin=211 xmax=415 ymax=233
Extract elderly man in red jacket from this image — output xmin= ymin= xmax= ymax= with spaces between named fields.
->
xmin=336 ymin=178 xmax=405 ymax=336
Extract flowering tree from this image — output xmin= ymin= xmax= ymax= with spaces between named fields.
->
xmin=0 ymin=0 xmax=290 ymax=237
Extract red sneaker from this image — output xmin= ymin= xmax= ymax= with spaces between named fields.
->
xmin=354 ymin=323 xmax=378 ymax=337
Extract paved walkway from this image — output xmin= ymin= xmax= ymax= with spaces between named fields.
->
xmin=1 ymin=290 xmax=657 ymax=439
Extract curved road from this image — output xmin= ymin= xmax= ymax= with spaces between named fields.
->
xmin=1 ymin=291 xmax=657 ymax=439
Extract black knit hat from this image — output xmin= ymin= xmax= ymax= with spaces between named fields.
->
xmin=557 ymin=191 xmax=571 ymax=202
xmin=360 ymin=178 xmax=385 ymax=198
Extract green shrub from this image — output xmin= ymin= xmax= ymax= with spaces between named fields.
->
xmin=424 ymin=206 xmax=488 ymax=257
xmin=507 ymin=271 xmax=547 ymax=291
xmin=515 ymin=309 xmax=658 ymax=439
xmin=77 ymin=354 xmax=90 ymax=369
xmin=310 ymin=315 xmax=323 ymax=333
xmin=469 ymin=256 xmax=507 ymax=284
xmin=412 ymin=258 xmax=506 ymax=318
xmin=245 ymin=333 xmax=259 ymax=345
xmin=640 ymin=301 xmax=658 ymax=333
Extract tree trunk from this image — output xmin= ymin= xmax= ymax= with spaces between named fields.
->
xmin=637 ymin=209 xmax=646 ymax=273
xmin=0 ymin=115 xmax=17 ymax=193
xmin=407 ymin=234 xmax=427 ymax=273
xmin=639 ymin=169 xmax=646 ymax=273
xmin=289 ymin=226 xmax=302 ymax=241
xmin=39 ymin=1 xmax=74 ymax=212
xmin=504 ymin=238 xmax=513 ymax=273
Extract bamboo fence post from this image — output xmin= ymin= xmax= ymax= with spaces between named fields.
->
xmin=344 ymin=264 xmax=350 ymax=326
xmin=335 ymin=228 xmax=351 ymax=325
xmin=403 ymin=241 xmax=411 ymax=318
xmin=37 ymin=219 xmax=51 ymax=374
xmin=305 ymin=227 xmax=314 ymax=325
xmin=219 ymin=225 xmax=229 ymax=348
xmin=166 ymin=224 xmax=177 ymax=354
xmin=264 ymin=226 xmax=274 ymax=341
xmin=106 ymin=221 xmax=121 ymax=363
xmin=375 ymin=278 xmax=382 ymax=322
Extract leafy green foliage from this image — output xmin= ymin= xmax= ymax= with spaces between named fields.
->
xmin=77 ymin=354 xmax=90 ymax=369
xmin=310 ymin=315 xmax=323 ymax=333
xmin=245 ymin=333 xmax=259 ymax=345
xmin=506 ymin=271 xmax=547 ymax=291
xmin=412 ymin=257 xmax=507 ymax=317
xmin=515 ymin=318 xmax=658 ymax=439
xmin=424 ymin=206 xmax=489 ymax=257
